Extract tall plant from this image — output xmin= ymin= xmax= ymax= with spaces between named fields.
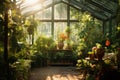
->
xmin=34 ymin=35 xmax=54 ymax=57
xmin=74 ymin=12 xmax=104 ymax=51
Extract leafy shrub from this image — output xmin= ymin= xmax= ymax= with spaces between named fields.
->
xmin=31 ymin=52 xmax=44 ymax=67
xmin=10 ymin=59 xmax=31 ymax=80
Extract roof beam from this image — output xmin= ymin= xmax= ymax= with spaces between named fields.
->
xmin=86 ymin=0 xmax=114 ymax=14
xmin=62 ymin=0 xmax=108 ymax=20
xmin=20 ymin=0 xmax=118 ymax=21
xmin=86 ymin=0 xmax=118 ymax=14
xmin=85 ymin=2 xmax=112 ymax=18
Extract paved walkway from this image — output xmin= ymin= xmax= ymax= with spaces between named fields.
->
xmin=29 ymin=66 xmax=84 ymax=80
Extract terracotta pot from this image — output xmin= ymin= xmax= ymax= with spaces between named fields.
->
xmin=58 ymin=42 xmax=64 ymax=49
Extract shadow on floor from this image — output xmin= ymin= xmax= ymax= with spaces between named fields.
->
xmin=28 ymin=66 xmax=84 ymax=80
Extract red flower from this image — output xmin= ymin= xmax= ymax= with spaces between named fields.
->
xmin=105 ymin=39 xmax=110 ymax=46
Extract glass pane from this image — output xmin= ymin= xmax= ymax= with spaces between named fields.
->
xmin=54 ymin=22 xmax=67 ymax=40
xmin=36 ymin=22 xmax=51 ymax=37
xmin=35 ymin=7 xmax=52 ymax=20
xmin=54 ymin=3 xmax=67 ymax=19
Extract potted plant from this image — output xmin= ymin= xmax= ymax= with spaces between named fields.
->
xmin=65 ymin=40 xmax=72 ymax=50
xmin=50 ymin=42 xmax=57 ymax=50
xmin=34 ymin=35 xmax=55 ymax=66
xmin=94 ymin=43 xmax=104 ymax=61
xmin=57 ymin=33 xmax=67 ymax=49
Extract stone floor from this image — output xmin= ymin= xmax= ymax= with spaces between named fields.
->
xmin=28 ymin=66 xmax=84 ymax=80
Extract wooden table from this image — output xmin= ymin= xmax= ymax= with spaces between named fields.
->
xmin=48 ymin=49 xmax=74 ymax=66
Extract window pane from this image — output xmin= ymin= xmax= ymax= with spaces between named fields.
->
xmin=35 ymin=7 xmax=52 ymax=20
xmin=37 ymin=22 xmax=51 ymax=37
xmin=54 ymin=3 xmax=67 ymax=19
xmin=54 ymin=22 xmax=67 ymax=40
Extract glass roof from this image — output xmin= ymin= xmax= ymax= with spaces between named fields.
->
xmin=17 ymin=0 xmax=118 ymax=21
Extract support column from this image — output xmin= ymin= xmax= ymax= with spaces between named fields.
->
xmin=32 ymin=15 xmax=35 ymax=45
xmin=67 ymin=4 xmax=70 ymax=27
xmin=4 ymin=8 xmax=9 ymax=80
xmin=103 ymin=20 xmax=110 ymax=38
xmin=51 ymin=0 xmax=54 ymax=37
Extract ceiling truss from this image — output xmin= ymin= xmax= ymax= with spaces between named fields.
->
xmin=19 ymin=0 xmax=118 ymax=21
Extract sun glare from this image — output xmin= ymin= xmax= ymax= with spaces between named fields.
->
xmin=20 ymin=0 xmax=43 ymax=14
xmin=21 ymin=0 xmax=40 ymax=8
xmin=24 ymin=0 xmax=39 ymax=5
xmin=22 ymin=4 xmax=42 ymax=14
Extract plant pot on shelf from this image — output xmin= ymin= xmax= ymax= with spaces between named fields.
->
xmin=58 ymin=42 xmax=64 ymax=49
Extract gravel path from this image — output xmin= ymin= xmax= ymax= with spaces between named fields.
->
xmin=29 ymin=66 xmax=84 ymax=80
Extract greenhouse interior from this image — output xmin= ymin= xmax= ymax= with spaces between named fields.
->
xmin=0 ymin=0 xmax=120 ymax=80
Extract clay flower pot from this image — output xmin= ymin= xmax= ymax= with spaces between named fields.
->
xmin=58 ymin=42 xmax=64 ymax=49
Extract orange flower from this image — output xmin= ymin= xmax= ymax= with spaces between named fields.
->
xmin=105 ymin=39 xmax=110 ymax=46
xmin=59 ymin=33 xmax=67 ymax=41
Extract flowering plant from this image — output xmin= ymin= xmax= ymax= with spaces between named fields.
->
xmin=58 ymin=33 xmax=67 ymax=42
xmin=105 ymin=39 xmax=110 ymax=46
xmin=88 ymin=43 xmax=105 ymax=60
xmin=91 ymin=43 xmax=103 ymax=53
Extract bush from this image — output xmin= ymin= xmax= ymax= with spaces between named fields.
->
xmin=31 ymin=52 xmax=44 ymax=67
xmin=10 ymin=59 xmax=31 ymax=80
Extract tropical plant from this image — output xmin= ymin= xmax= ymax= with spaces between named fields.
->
xmin=76 ymin=59 xmax=92 ymax=69
xmin=0 ymin=0 xmax=28 ymax=79
xmin=49 ymin=42 xmax=57 ymax=50
xmin=10 ymin=59 xmax=31 ymax=80
xmin=73 ymin=12 xmax=104 ymax=52
xmin=35 ymin=35 xmax=54 ymax=53
xmin=103 ymin=25 xmax=120 ymax=53
xmin=33 ymin=35 xmax=55 ymax=66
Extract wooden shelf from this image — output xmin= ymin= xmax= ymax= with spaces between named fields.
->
xmin=48 ymin=49 xmax=74 ymax=66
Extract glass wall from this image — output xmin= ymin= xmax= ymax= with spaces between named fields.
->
xmin=37 ymin=22 xmax=51 ymax=36
xmin=54 ymin=22 xmax=67 ymax=40
xmin=35 ymin=7 xmax=52 ymax=20
xmin=54 ymin=3 xmax=67 ymax=20
xmin=34 ymin=2 xmax=104 ymax=45
xmin=34 ymin=3 xmax=79 ymax=40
